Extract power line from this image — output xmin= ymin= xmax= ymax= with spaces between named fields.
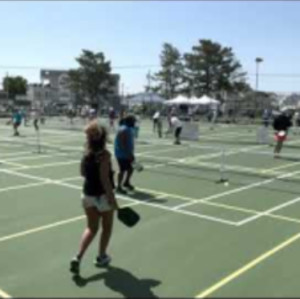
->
xmin=248 ymin=73 xmax=300 ymax=78
xmin=0 ymin=64 xmax=161 ymax=70
xmin=1 ymin=64 xmax=300 ymax=78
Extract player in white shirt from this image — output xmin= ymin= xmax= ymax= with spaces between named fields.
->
xmin=170 ymin=115 xmax=182 ymax=145
xmin=152 ymin=111 xmax=160 ymax=132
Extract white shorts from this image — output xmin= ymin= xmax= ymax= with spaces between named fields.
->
xmin=81 ymin=194 xmax=112 ymax=213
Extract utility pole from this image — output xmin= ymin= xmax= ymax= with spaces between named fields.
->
xmin=147 ymin=70 xmax=151 ymax=92
xmin=255 ymin=57 xmax=263 ymax=114
xmin=5 ymin=72 xmax=9 ymax=106
xmin=255 ymin=57 xmax=263 ymax=91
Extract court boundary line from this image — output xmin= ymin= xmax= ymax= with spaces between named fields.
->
xmin=1 ymin=169 xmax=238 ymax=226
xmin=173 ymin=168 xmax=300 ymax=210
xmin=196 ymin=231 xmax=300 ymax=298
xmin=0 ymin=181 xmax=49 ymax=193
xmin=134 ymin=186 xmax=300 ymax=226
xmin=3 ymin=127 xmax=300 ymax=228
xmin=0 ymin=288 xmax=11 ymax=298
xmin=237 ymin=195 xmax=300 ymax=226
xmin=0 ymin=202 xmax=142 ymax=244
xmin=2 ymin=175 xmax=300 ymax=226
xmin=3 ymin=136 xmax=300 ymax=228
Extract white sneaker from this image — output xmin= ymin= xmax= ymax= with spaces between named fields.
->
xmin=70 ymin=256 xmax=80 ymax=275
xmin=94 ymin=254 xmax=111 ymax=267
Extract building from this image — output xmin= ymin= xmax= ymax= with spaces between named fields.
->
xmin=40 ymin=70 xmax=75 ymax=106
xmin=40 ymin=69 xmax=121 ymax=109
xmin=26 ymin=83 xmax=54 ymax=109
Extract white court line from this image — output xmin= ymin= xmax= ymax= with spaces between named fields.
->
xmin=52 ymin=180 xmax=237 ymax=226
xmin=261 ymin=161 xmax=300 ymax=174
xmin=3 ymin=168 xmax=300 ymax=228
xmin=0 ymin=181 xmax=49 ymax=193
xmin=0 ymin=215 xmax=85 ymax=243
xmin=136 ymin=146 xmax=189 ymax=156
xmin=2 ymin=169 xmax=238 ymax=226
xmin=237 ymin=195 xmax=300 ymax=226
xmin=0 ymin=202 xmax=139 ymax=244
xmin=45 ymin=177 xmax=300 ymax=225
xmin=172 ymin=168 xmax=300 ymax=210
xmin=0 ymin=151 xmax=33 ymax=158
xmin=0 ymin=288 xmax=11 ymax=298
xmin=1 ymin=151 xmax=74 ymax=162
xmin=196 ymin=231 xmax=300 ymax=298
xmin=113 ymin=192 xmax=237 ymax=226
xmin=0 ymin=160 xmax=79 ymax=171
xmin=0 ymin=159 xmax=26 ymax=168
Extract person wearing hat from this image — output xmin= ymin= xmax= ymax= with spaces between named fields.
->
xmin=273 ymin=108 xmax=292 ymax=158
xmin=114 ymin=115 xmax=136 ymax=194
xmin=70 ymin=120 xmax=118 ymax=275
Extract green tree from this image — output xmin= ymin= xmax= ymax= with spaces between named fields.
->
xmin=68 ymin=49 xmax=117 ymax=108
xmin=152 ymin=43 xmax=184 ymax=99
xmin=3 ymin=76 xmax=27 ymax=100
xmin=68 ymin=69 xmax=85 ymax=106
xmin=184 ymin=39 xmax=249 ymax=98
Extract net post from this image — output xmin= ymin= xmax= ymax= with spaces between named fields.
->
xmin=217 ymin=147 xmax=228 ymax=184
xmin=36 ymin=129 xmax=41 ymax=154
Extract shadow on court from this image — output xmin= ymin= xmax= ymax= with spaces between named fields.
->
xmin=73 ymin=266 xmax=161 ymax=298
xmin=129 ymin=190 xmax=168 ymax=204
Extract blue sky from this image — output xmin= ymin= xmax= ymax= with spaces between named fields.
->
xmin=0 ymin=1 xmax=300 ymax=93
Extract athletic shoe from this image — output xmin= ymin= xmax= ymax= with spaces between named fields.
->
xmin=116 ymin=186 xmax=127 ymax=194
xmin=70 ymin=257 xmax=80 ymax=275
xmin=94 ymin=254 xmax=111 ymax=267
xmin=123 ymin=183 xmax=135 ymax=191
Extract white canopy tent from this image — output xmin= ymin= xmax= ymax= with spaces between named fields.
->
xmin=127 ymin=92 xmax=166 ymax=106
xmin=191 ymin=95 xmax=220 ymax=105
xmin=164 ymin=95 xmax=220 ymax=106
xmin=164 ymin=95 xmax=191 ymax=105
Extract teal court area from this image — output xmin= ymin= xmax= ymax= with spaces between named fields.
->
xmin=1 ymin=118 xmax=300 ymax=297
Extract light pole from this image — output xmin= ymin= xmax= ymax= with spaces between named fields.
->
xmin=255 ymin=57 xmax=263 ymax=114
xmin=255 ymin=57 xmax=263 ymax=91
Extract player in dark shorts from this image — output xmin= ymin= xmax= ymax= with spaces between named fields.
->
xmin=114 ymin=115 xmax=136 ymax=194
xmin=108 ymin=107 xmax=116 ymax=132
xmin=273 ymin=109 xmax=292 ymax=158
xmin=12 ymin=110 xmax=23 ymax=136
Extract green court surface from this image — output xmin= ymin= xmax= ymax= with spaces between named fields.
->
xmin=2 ymin=118 xmax=300 ymax=297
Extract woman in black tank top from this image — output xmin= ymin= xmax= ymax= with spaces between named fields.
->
xmin=70 ymin=120 xmax=118 ymax=275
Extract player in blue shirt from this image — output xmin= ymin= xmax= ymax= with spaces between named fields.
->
xmin=114 ymin=115 xmax=136 ymax=194
xmin=12 ymin=109 xmax=23 ymax=136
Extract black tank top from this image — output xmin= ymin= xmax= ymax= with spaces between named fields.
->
xmin=81 ymin=151 xmax=114 ymax=196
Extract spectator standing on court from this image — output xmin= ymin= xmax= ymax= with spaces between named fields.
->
xmin=70 ymin=120 xmax=118 ymax=275
xmin=157 ymin=115 xmax=163 ymax=138
xmin=262 ymin=108 xmax=272 ymax=127
xmin=118 ymin=109 xmax=126 ymax=126
xmin=89 ymin=107 xmax=97 ymax=121
xmin=32 ymin=109 xmax=40 ymax=131
xmin=12 ymin=109 xmax=23 ymax=136
xmin=114 ymin=115 xmax=136 ymax=194
xmin=152 ymin=110 xmax=160 ymax=132
xmin=273 ymin=109 xmax=292 ymax=158
xmin=210 ymin=106 xmax=218 ymax=130
xmin=108 ymin=107 xmax=116 ymax=132
xmin=171 ymin=114 xmax=183 ymax=145
xmin=134 ymin=114 xmax=140 ymax=139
